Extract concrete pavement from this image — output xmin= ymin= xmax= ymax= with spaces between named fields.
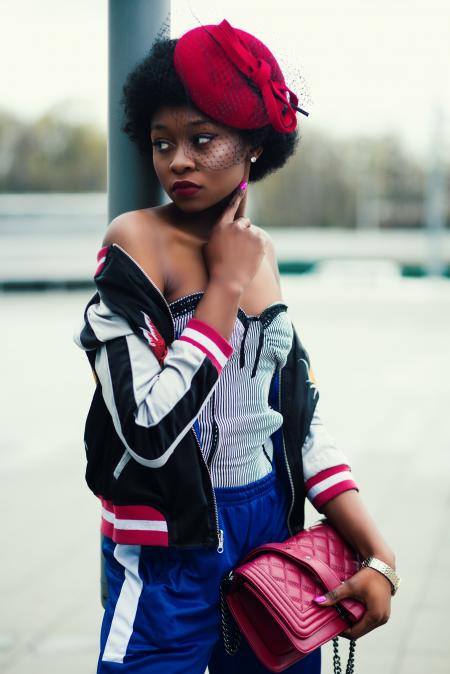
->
xmin=1 ymin=274 xmax=449 ymax=673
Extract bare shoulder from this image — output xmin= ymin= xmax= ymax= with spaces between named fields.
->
xmin=102 ymin=208 xmax=158 ymax=247
xmin=102 ymin=208 xmax=165 ymax=292
xmin=255 ymin=226 xmax=281 ymax=286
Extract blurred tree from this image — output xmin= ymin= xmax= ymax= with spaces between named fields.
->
xmin=251 ymin=128 xmax=356 ymax=228
xmin=345 ymin=134 xmax=426 ymax=228
xmin=0 ymin=110 xmax=26 ymax=190
xmin=250 ymin=127 xmax=449 ymax=229
xmin=0 ymin=108 xmax=106 ymax=192
xmin=0 ymin=106 xmax=448 ymax=228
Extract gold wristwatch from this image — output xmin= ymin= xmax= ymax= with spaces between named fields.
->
xmin=361 ymin=556 xmax=401 ymax=595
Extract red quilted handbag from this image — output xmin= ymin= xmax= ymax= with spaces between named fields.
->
xmin=221 ymin=519 xmax=366 ymax=673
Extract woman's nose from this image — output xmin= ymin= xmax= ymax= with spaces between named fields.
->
xmin=169 ymin=142 xmax=197 ymax=172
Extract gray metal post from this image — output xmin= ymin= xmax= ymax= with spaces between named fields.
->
xmin=102 ymin=0 xmax=170 ymax=608
xmin=108 ymin=0 xmax=170 ymax=222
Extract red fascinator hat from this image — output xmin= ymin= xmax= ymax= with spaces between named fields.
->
xmin=173 ymin=19 xmax=308 ymax=134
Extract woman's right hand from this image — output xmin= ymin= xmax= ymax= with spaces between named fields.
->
xmin=203 ymin=182 xmax=268 ymax=295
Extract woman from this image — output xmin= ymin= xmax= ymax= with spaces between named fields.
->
xmin=75 ymin=19 xmax=398 ymax=674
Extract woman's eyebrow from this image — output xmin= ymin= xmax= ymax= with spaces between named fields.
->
xmin=151 ymin=118 xmax=216 ymax=131
xmin=186 ymin=119 xmax=217 ymax=126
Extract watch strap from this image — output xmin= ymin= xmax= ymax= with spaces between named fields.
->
xmin=361 ymin=556 xmax=401 ymax=595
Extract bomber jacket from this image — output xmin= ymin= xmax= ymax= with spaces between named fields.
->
xmin=74 ymin=242 xmax=358 ymax=550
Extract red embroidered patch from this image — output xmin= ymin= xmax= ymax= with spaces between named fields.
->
xmin=140 ymin=312 xmax=168 ymax=365
xmin=95 ymin=245 xmax=109 ymax=276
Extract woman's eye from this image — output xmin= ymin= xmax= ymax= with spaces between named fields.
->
xmin=193 ymin=134 xmax=215 ymax=147
xmin=152 ymin=140 xmax=170 ymax=151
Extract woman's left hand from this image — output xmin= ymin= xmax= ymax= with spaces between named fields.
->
xmin=313 ymin=566 xmax=392 ymax=640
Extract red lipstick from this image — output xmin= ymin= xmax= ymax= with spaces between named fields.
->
xmin=172 ymin=180 xmax=202 ymax=197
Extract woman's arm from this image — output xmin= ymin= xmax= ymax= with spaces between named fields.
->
xmin=92 ymin=318 xmax=233 ymax=468
xmin=315 ymin=490 xmax=395 ymax=640
xmin=75 ymin=216 xmax=237 ymax=468
xmin=86 ymin=193 xmax=265 ymax=468
xmin=266 ymin=234 xmax=396 ymax=640
xmin=299 ymin=392 xmax=396 ymax=639
xmin=102 ymin=212 xmax=243 ymax=343
xmin=321 ymin=490 xmax=395 ymax=567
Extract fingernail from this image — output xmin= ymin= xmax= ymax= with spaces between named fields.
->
xmin=313 ymin=595 xmax=327 ymax=604
xmin=239 ymin=180 xmax=248 ymax=191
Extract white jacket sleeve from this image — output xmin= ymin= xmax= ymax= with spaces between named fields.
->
xmin=74 ymin=298 xmax=234 ymax=468
xmin=302 ymin=401 xmax=359 ymax=511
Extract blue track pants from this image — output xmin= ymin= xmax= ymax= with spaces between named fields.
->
xmin=97 ymin=468 xmax=321 ymax=673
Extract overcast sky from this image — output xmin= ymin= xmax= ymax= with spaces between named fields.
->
xmin=1 ymin=0 xmax=449 ymax=160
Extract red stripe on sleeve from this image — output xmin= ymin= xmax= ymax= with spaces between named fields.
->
xmin=304 ymin=464 xmax=350 ymax=492
xmin=312 ymin=480 xmax=359 ymax=509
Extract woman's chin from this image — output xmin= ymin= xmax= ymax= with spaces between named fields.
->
xmin=170 ymin=199 xmax=205 ymax=213
xmin=171 ymin=193 xmax=231 ymax=214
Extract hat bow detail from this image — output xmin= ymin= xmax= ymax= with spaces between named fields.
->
xmin=209 ymin=19 xmax=308 ymax=133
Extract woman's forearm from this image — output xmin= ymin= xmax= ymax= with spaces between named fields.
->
xmin=320 ymin=489 xmax=396 ymax=569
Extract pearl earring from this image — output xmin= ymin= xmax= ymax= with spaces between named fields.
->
xmin=250 ymin=156 xmax=257 ymax=163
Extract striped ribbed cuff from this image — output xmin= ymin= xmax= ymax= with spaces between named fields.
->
xmin=179 ymin=318 xmax=234 ymax=374
xmin=305 ymin=464 xmax=358 ymax=510
xmin=100 ymin=497 xmax=169 ymax=546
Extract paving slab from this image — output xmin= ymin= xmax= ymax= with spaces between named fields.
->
xmin=1 ymin=276 xmax=449 ymax=673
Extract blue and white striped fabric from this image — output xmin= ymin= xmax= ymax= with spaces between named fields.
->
xmin=170 ymin=292 xmax=293 ymax=487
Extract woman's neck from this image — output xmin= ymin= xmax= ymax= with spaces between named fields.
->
xmin=164 ymin=193 xmax=243 ymax=241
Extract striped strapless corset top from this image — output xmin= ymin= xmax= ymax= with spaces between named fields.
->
xmin=169 ymin=291 xmax=294 ymax=487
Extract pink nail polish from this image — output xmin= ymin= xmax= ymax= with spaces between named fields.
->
xmin=313 ymin=595 xmax=327 ymax=604
xmin=239 ymin=180 xmax=248 ymax=191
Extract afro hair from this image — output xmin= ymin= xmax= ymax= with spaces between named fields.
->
xmin=121 ymin=38 xmax=299 ymax=183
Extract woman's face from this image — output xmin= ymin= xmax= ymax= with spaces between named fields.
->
xmin=150 ymin=105 xmax=252 ymax=213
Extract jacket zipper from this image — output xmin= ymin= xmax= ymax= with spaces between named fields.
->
xmin=191 ymin=427 xmax=224 ymax=553
xmin=206 ymin=391 xmax=219 ymax=468
xmin=112 ymin=243 xmax=175 ymax=340
xmin=278 ymin=365 xmax=295 ymax=536
xmin=206 ymin=420 xmax=220 ymax=468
